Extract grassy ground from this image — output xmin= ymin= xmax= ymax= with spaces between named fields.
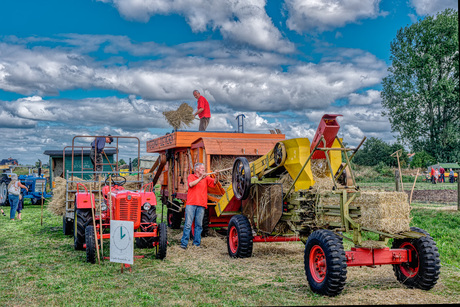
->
xmin=0 ymin=200 xmax=459 ymax=306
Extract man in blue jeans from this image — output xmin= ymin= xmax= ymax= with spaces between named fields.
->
xmin=180 ymin=163 xmax=218 ymax=249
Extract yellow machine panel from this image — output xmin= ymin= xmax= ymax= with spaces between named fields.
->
xmin=281 ymin=138 xmax=315 ymax=191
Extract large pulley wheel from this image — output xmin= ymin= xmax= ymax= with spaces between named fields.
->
xmin=232 ymin=157 xmax=251 ymax=200
xmin=273 ymin=142 xmax=286 ymax=167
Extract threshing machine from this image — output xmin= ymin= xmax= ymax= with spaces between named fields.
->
xmin=221 ymin=114 xmax=440 ymax=296
xmin=146 ymin=130 xmax=285 ymax=234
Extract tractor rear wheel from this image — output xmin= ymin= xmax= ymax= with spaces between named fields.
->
xmin=74 ymin=208 xmax=92 ymax=250
xmin=392 ymin=227 xmax=440 ymax=290
xmin=304 ymin=229 xmax=347 ymax=296
xmin=136 ymin=207 xmax=157 ymax=248
xmin=227 ymin=215 xmax=253 ymax=258
xmin=85 ymin=225 xmax=97 ymax=264
xmin=156 ymin=222 xmax=167 ymax=260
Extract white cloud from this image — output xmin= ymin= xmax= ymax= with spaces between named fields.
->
xmin=98 ymin=0 xmax=294 ymax=52
xmin=285 ymin=0 xmax=386 ymax=32
xmin=0 ymin=39 xmax=387 ymax=113
xmin=409 ymin=0 xmax=458 ymax=16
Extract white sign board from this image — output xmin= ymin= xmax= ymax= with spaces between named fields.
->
xmin=110 ymin=220 xmax=134 ymax=265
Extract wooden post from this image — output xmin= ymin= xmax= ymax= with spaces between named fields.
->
xmin=395 ymin=170 xmax=401 ymax=192
xmin=457 ymin=174 xmax=459 ymax=211
xmin=89 ymin=185 xmax=101 ymax=265
xmin=391 ymin=150 xmax=404 ymax=191
xmin=409 ymin=169 xmax=419 ymax=205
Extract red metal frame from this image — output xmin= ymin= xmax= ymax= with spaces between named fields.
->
xmin=253 ymin=236 xmax=301 ymax=243
xmin=345 ymin=247 xmax=410 ymax=267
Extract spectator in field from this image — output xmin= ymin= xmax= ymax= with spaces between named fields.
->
xmin=430 ymin=167 xmax=436 ymax=184
xmin=434 ymin=168 xmax=439 ymax=184
xmin=7 ymin=174 xmax=28 ymax=220
xmin=439 ymin=167 xmax=445 ymax=183
xmin=90 ymin=135 xmax=113 ymax=179
xmin=193 ymin=90 xmax=211 ymax=131
xmin=449 ymin=169 xmax=455 ymax=183
xmin=180 ymin=162 xmax=218 ymax=249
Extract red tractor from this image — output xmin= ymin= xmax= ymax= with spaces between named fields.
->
xmin=73 ymin=175 xmax=167 ymax=263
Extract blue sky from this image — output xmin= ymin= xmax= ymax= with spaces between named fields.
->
xmin=0 ymin=0 xmax=457 ymax=165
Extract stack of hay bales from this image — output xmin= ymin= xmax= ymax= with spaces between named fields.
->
xmin=163 ymin=103 xmax=195 ymax=130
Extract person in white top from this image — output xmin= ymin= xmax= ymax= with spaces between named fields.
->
xmin=7 ymin=174 xmax=28 ymax=220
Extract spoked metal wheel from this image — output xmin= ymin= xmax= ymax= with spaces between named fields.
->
xmin=232 ymin=157 xmax=251 ymax=200
xmin=273 ymin=142 xmax=286 ymax=167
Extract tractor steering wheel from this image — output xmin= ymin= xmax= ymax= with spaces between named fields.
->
xmin=105 ymin=175 xmax=127 ymax=187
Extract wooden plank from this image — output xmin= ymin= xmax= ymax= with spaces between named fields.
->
xmin=147 ymin=131 xmax=285 ymax=153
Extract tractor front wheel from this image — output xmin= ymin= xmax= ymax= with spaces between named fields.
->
xmin=304 ymin=229 xmax=347 ymax=296
xmin=85 ymin=225 xmax=97 ymax=264
xmin=227 ymin=215 xmax=253 ymax=258
xmin=136 ymin=207 xmax=157 ymax=248
xmin=74 ymin=207 xmax=92 ymax=250
xmin=392 ymin=227 xmax=440 ymax=290
xmin=156 ymin=222 xmax=167 ymax=260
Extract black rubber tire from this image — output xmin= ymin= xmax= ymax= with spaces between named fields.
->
xmin=202 ymin=208 xmax=209 ymax=237
xmin=227 ymin=215 xmax=253 ymax=258
xmin=63 ymin=215 xmax=74 ymax=236
xmin=156 ymin=222 xmax=167 ymax=260
xmin=85 ymin=225 xmax=97 ymax=264
xmin=304 ymin=229 xmax=347 ymax=297
xmin=392 ymin=227 xmax=441 ymax=290
xmin=136 ymin=207 xmax=157 ymax=248
xmin=0 ymin=178 xmax=10 ymax=206
xmin=232 ymin=157 xmax=251 ymax=200
xmin=167 ymin=204 xmax=182 ymax=229
xmin=74 ymin=208 xmax=93 ymax=250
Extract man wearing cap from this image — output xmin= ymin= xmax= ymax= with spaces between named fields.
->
xmin=90 ymin=135 xmax=113 ymax=178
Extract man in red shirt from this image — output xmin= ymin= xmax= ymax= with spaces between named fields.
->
xmin=193 ymin=90 xmax=211 ymax=131
xmin=180 ymin=162 xmax=218 ymax=249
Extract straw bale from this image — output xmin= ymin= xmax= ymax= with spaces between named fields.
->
xmin=162 ymin=103 xmax=195 ymax=130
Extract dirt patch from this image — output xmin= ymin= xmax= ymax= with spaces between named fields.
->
xmin=406 ymin=189 xmax=458 ymax=203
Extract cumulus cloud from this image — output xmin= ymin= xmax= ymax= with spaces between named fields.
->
xmin=285 ymin=0 xmax=386 ymax=32
xmin=409 ymin=0 xmax=458 ymax=16
xmin=97 ymin=0 xmax=294 ymax=52
xmin=0 ymin=38 xmax=387 ymax=113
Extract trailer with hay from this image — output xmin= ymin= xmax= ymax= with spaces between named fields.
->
xmin=48 ymin=136 xmax=166 ymax=262
xmin=221 ymin=114 xmax=440 ymax=296
xmin=146 ymin=130 xmax=285 ymax=233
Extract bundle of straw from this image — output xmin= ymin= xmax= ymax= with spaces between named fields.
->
xmin=163 ymin=103 xmax=195 ymax=130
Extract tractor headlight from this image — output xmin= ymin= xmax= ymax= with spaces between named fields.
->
xmin=100 ymin=203 xmax=108 ymax=211
xmin=143 ymin=202 xmax=152 ymax=210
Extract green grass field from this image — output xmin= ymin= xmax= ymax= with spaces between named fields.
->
xmin=0 ymin=200 xmax=459 ymax=306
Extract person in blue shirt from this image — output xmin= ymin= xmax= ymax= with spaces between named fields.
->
xmin=90 ymin=135 xmax=113 ymax=179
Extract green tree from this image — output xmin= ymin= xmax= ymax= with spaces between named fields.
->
xmin=410 ymin=151 xmax=436 ymax=169
xmin=118 ymin=159 xmax=126 ymax=166
xmin=352 ymin=137 xmax=409 ymax=167
xmin=381 ymin=9 xmax=459 ymax=162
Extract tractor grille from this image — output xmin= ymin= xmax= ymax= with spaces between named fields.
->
xmin=119 ymin=197 xmax=139 ymax=222
xmin=35 ymin=179 xmax=46 ymax=193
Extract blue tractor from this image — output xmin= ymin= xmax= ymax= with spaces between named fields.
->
xmin=0 ymin=166 xmax=52 ymax=206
